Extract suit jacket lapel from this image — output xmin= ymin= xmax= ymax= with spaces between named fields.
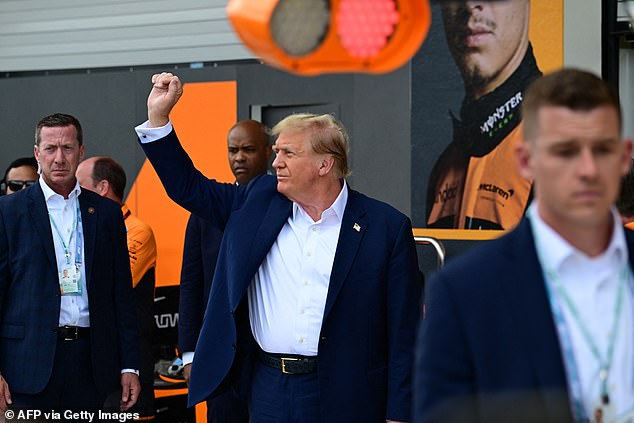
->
xmin=501 ymin=219 xmax=571 ymax=421
xmin=229 ymin=193 xmax=292 ymax=309
xmin=323 ymin=190 xmax=367 ymax=320
xmin=27 ymin=183 xmax=57 ymax=270
xmin=78 ymin=193 xmax=96 ymax=288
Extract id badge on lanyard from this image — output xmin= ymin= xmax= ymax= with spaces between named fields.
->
xmin=50 ymin=200 xmax=83 ymax=296
xmin=59 ymin=263 xmax=82 ymax=295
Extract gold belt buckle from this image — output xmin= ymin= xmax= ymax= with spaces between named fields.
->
xmin=281 ymin=357 xmax=299 ymax=374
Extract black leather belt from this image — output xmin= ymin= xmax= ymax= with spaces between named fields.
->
xmin=260 ymin=351 xmax=317 ymax=375
xmin=58 ymin=325 xmax=90 ymax=341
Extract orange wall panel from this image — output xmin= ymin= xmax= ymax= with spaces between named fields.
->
xmin=530 ymin=0 xmax=563 ymax=73
xmin=127 ymin=81 xmax=237 ymax=287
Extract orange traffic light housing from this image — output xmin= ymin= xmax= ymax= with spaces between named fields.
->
xmin=226 ymin=0 xmax=431 ymax=76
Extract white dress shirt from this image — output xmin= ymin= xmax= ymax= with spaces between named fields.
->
xmin=528 ymin=204 xmax=634 ymax=419
xmin=136 ymin=120 xmax=172 ymax=143
xmin=40 ymin=178 xmax=90 ymax=328
xmin=248 ymin=182 xmax=348 ymax=355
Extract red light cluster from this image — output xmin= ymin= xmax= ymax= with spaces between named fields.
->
xmin=336 ymin=0 xmax=400 ymax=58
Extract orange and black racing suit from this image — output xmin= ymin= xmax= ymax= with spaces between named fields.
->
xmin=426 ymin=45 xmax=542 ymax=230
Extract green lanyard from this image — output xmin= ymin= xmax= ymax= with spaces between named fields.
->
xmin=48 ymin=200 xmax=81 ymax=266
xmin=547 ymin=266 xmax=627 ymax=410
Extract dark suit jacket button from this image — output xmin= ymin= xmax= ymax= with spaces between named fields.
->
xmin=231 ymin=343 xmax=236 ymax=351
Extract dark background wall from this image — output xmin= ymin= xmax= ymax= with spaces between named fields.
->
xmin=0 ymin=61 xmax=412 ymax=216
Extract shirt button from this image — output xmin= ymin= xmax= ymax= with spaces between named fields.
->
xmin=304 ymin=280 xmax=309 ymax=286
xmin=298 ymin=337 xmax=304 ymax=343
xmin=306 ymin=251 xmax=311 ymax=257
xmin=312 ymin=227 xmax=317 ymax=232
xmin=299 ymin=309 xmax=305 ymax=315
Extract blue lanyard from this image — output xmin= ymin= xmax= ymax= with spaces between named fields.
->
xmin=543 ymin=265 xmax=628 ymax=422
xmin=48 ymin=199 xmax=83 ymax=266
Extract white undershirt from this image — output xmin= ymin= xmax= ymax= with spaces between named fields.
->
xmin=248 ymin=183 xmax=347 ymax=355
xmin=39 ymin=178 xmax=90 ymax=327
xmin=528 ymin=203 xmax=634 ymax=419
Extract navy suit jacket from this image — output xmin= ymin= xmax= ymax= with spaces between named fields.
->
xmin=0 ymin=183 xmax=139 ymax=398
xmin=178 ymin=213 xmax=223 ymax=354
xmin=141 ymin=129 xmax=422 ymax=422
xmin=413 ymin=219 xmax=634 ymax=423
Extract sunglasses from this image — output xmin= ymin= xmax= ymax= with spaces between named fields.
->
xmin=7 ymin=180 xmax=36 ymax=192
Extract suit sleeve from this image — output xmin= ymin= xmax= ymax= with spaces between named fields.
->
xmin=413 ymin=271 xmax=476 ymax=423
xmin=112 ymin=209 xmax=140 ymax=371
xmin=139 ymin=129 xmax=238 ymax=229
xmin=385 ymin=217 xmax=423 ymax=421
xmin=178 ymin=215 xmax=205 ymax=354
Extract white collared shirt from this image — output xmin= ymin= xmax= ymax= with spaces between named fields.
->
xmin=39 ymin=178 xmax=90 ymax=328
xmin=136 ymin=120 xmax=172 ymax=143
xmin=248 ymin=182 xmax=348 ymax=355
xmin=528 ymin=204 xmax=634 ymax=418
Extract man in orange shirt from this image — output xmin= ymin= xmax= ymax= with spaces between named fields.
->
xmin=426 ymin=0 xmax=541 ymax=229
xmin=77 ymin=156 xmax=157 ymax=419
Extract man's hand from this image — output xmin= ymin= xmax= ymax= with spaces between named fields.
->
xmin=147 ymin=72 xmax=183 ymax=128
xmin=183 ymin=363 xmax=192 ymax=387
xmin=0 ymin=375 xmax=11 ymax=412
xmin=120 ymin=373 xmax=141 ymax=411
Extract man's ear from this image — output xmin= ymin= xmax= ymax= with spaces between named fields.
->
xmin=318 ymin=156 xmax=335 ymax=176
xmin=97 ymin=179 xmax=110 ymax=196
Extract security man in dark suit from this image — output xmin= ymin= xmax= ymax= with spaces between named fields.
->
xmin=416 ymin=69 xmax=634 ymax=423
xmin=0 ymin=113 xmax=140 ymax=413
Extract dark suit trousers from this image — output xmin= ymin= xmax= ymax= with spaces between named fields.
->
xmin=11 ymin=338 xmax=102 ymax=411
xmin=249 ymin=361 xmax=320 ymax=423
xmin=206 ymin=387 xmax=248 ymax=423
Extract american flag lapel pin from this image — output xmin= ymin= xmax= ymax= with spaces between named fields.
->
xmin=88 ymin=207 xmax=95 ymax=214
xmin=353 ymin=223 xmax=361 ymax=232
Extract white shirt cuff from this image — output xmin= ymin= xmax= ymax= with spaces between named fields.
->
xmin=135 ymin=120 xmax=173 ymax=144
xmin=182 ymin=351 xmax=194 ymax=366
xmin=121 ymin=369 xmax=139 ymax=375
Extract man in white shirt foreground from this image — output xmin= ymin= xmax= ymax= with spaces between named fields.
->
xmin=136 ymin=73 xmax=422 ymax=423
xmin=415 ymin=68 xmax=634 ymax=423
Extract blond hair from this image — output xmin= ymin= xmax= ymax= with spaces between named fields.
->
xmin=272 ymin=113 xmax=350 ymax=178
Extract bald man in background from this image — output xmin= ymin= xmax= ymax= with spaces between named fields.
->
xmin=77 ymin=156 xmax=157 ymax=419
